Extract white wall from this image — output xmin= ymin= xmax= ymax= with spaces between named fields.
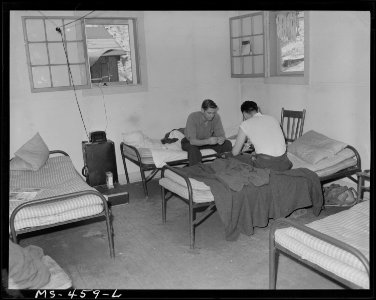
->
xmin=240 ymin=11 xmax=371 ymax=170
xmin=9 ymin=11 xmax=241 ymax=181
xmin=9 ymin=10 xmax=371 ymax=181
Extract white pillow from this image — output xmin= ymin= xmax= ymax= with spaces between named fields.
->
xmin=122 ymin=131 xmax=145 ymax=147
xmin=12 ymin=133 xmax=50 ymax=171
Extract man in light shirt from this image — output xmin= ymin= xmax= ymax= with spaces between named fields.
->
xmin=231 ymin=101 xmax=292 ymax=171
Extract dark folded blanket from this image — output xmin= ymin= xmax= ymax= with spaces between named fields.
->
xmin=179 ymin=157 xmax=323 ymax=241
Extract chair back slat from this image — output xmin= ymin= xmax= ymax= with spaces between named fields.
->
xmin=280 ymin=108 xmax=306 ymax=144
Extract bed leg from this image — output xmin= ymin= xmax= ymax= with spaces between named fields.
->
xmin=269 ymin=229 xmax=278 ymax=289
xmin=161 ymin=187 xmax=167 ymax=223
xmin=140 ymin=167 xmax=148 ymax=197
xmin=189 ymin=204 xmax=195 ymax=249
xmin=121 ymin=150 xmax=130 ymax=184
xmin=104 ymin=205 xmax=115 ymax=258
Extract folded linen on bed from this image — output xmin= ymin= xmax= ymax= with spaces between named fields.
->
xmin=288 ymin=147 xmax=356 ymax=172
xmin=175 ymin=157 xmax=323 ymax=241
xmin=288 ymin=130 xmax=347 ymax=164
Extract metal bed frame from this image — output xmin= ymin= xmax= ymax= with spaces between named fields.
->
xmin=159 ymin=145 xmax=362 ymax=249
xmin=120 ymin=142 xmax=219 ymax=197
xmin=9 ymin=150 xmax=115 ymax=258
xmin=160 ymin=164 xmax=217 ymax=249
xmin=269 ymin=218 xmax=369 ymax=289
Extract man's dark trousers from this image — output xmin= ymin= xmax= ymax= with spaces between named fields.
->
xmin=181 ymin=137 xmax=232 ymax=166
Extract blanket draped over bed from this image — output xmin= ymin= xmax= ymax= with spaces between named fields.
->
xmin=179 ymin=157 xmax=324 ymax=240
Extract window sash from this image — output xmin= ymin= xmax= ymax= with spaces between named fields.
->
xmin=23 ymin=16 xmax=91 ymax=92
xmin=230 ymin=12 xmax=265 ymax=78
xmin=276 ymin=11 xmax=304 ymax=76
xmin=84 ymin=18 xmax=140 ymax=86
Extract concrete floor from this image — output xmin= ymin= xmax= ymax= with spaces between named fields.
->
xmin=19 ymin=179 xmax=349 ymax=291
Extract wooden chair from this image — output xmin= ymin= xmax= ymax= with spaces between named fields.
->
xmin=280 ymin=108 xmax=306 ymax=144
xmin=357 ymin=169 xmax=370 ymax=202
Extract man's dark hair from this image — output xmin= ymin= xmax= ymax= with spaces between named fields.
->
xmin=241 ymin=101 xmax=259 ymax=113
xmin=201 ymin=99 xmax=218 ymax=110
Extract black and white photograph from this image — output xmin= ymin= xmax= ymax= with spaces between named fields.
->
xmin=2 ymin=5 xmax=373 ymax=297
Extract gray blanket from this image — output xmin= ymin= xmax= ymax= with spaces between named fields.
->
xmin=180 ymin=157 xmax=323 ymax=240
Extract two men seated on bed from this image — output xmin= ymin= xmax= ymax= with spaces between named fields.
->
xmin=182 ymin=99 xmax=232 ymax=165
xmin=231 ymin=101 xmax=292 ymax=171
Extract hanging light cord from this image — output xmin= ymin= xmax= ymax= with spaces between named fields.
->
xmin=56 ymin=10 xmax=95 ymax=30
xmin=56 ymin=27 xmax=90 ymax=140
xmin=94 ymin=82 xmax=109 ymax=133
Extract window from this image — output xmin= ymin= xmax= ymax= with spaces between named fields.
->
xmin=85 ymin=18 xmax=139 ymax=86
xmin=269 ymin=11 xmax=305 ymax=77
xmin=229 ymin=11 xmax=308 ymax=83
xmin=22 ymin=16 xmax=142 ymax=92
xmin=229 ymin=12 xmax=265 ymax=77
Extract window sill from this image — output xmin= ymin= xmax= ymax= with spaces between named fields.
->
xmin=264 ymin=75 xmax=308 ymax=85
xmin=82 ymin=84 xmax=148 ymax=96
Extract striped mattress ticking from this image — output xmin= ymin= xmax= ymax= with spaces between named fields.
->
xmin=9 ymin=156 xmax=104 ymax=231
xmin=275 ymin=201 xmax=369 ymax=289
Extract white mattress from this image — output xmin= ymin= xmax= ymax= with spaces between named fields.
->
xmin=122 ymin=144 xmax=216 ymax=166
xmin=9 ymin=156 xmax=104 ymax=231
xmin=274 ymin=201 xmax=369 ymax=289
xmin=159 ymin=178 xmax=214 ymax=203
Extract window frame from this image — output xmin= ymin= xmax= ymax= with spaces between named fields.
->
xmin=22 ymin=16 xmax=91 ymax=92
xmin=229 ymin=12 xmax=265 ymax=78
xmin=229 ymin=11 xmax=309 ymax=84
xmin=265 ymin=10 xmax=309 ymax=85
xmin=84 ymin=17 xmax=141 ymax=87
xmin=275 ymin=11 xmax=304 ymax=76
xmin=22 ymin=15 xmax=145 ymax=93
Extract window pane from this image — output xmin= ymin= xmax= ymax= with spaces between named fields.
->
xmin=254 ymin=55 xmax=264 ymax=74
xmin=232 ymin=57 xmax=242 ymax=74
xmin=32 ymin=66 xmax=51 ymax=88
xmin=64 ymin=21 xmax=83 ymax=41
xmin=69 ymin=64 xmax=88 ymax=85
xmin=51 ymin=65 xmax=70 ymax=86
xmin=26 ymin=19 xmax=45 ymax=41
xmin=67 ymin=42 xmax=85 ymax=63
xmin=46 ymin=19 xmax=64 ymax=41
xmin=252 ymin=15 xmax=263 ymax=35
xmin=243 ymin=56 xmax=253 ymax=74
xmin=48 ymin=42 xmax=67 ymax=64
xmin=29 ymin=43 xmax=49 ymax=65
xmin=278 ymin=11 xmax=304 ymax=73
xmin=242 ymin=17 xmax=252 ymax=36
xmin=252 ymin=35 xmax=263 ymax=55
xmin=231 ymin=38 xmax=241 ymax=56
xmin=241 ymin=38 xmax=252 ymax=56
xmin=231 ymin=18 xmax=241 ymax=37
xmin=86 ymin=22 xmax=134 ymax=84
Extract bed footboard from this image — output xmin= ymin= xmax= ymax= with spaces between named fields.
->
xmin=269 ymin=217 xmax=369 ymax=289
xmin=160 ymin=165 xmax=216 ymax=249
xmin=120 ymin=142 xmax=158 ymax=197
xmin=319 ymin=145 xmax=362 ymax=184
xmin=10 ymin=189 xmax=115 ymax=258
xmin=120 ymin=141 xmax=218 ymax=197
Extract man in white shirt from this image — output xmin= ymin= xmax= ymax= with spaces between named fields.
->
xmin=231 ymin=101 xmax=292 ymax=171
